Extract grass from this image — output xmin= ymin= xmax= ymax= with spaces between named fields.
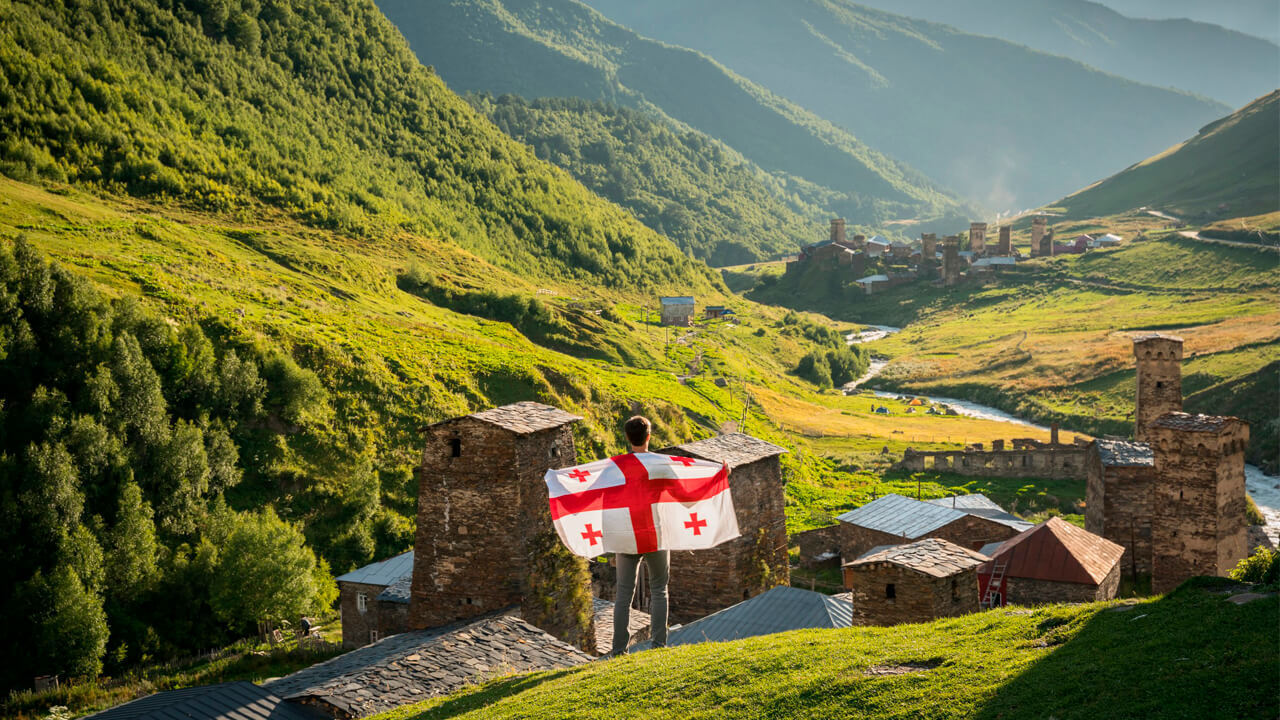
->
xmin=368 ymin=577 xmax=1278 ymax=719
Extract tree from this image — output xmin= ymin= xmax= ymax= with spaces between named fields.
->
xmin=107 ymin=483 xmax=159 ymax=603
xmin=25 ymin=566 xmax=109 ymax=680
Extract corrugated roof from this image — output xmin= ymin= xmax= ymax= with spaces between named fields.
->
xmin=466 ymin=402 xmax=582 ymax=435
xmin=846 ymin=538 xmax=988 ymax=578
xmin=1149 ymin=412 xmax=1242 ymax=434
xmin=335 ymin=551 xmax=413 ymax=587
xmin=1094 ymin=439 xmax=1154 ymax=467
xmin=856 ymin=274 xmax=890 ymax=283
xmin=662 ymin=432 xmax=787 ymax=469
xmin=639 ymin=586 xmax=850 ymax=648
xmin=991 ymin=517 xmax=1124 ymax=585
xmin=84 ymin=682 xmax=324 ymax=720
xmin=836 ymin=494 xmax=966 ymax=539
xmin=924 ymin=494 xmax=1033 ymax=532
xmin=660 ymin=296 xmax=695 ymax=305
xmin=265 ymin=614 xmax=590 ymax=717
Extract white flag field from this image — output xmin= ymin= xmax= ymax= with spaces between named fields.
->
xmin=544 ymin=452 xmax=740 ymax=557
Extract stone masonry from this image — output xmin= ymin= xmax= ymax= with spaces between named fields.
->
xmin=997 ymin=225 xmax=1011 ymax=255
xmin=840 ymin=511 xmax=1022 ymax=560
xmin=921 ymin=233 xmax=937 ymax=259
xmin=900 ymin=445 xmax=1087 ymax=481
xmin=830 ymin=217 xmax=847 ymax=245
xmin=1003 ymin=563 xmax=1121 ymax=605
xmin=1031 ymin=216 xmax=1046 ymax=257
xmin=942 ymin=236 xmax=961 ymax=286
xmin=843 ymin=539 xmax=984 ymax=626
xmin=658 ymin=433 xmax=789 ymax=623
xmin=969 ymin=222 xmax=987 ymax=255
xmin=1134 ymin=334 xmax=1184 ymax=442
xmin=338 ymin=581 xmax=391 ymax=648
xmin=1086 ymin=440 xmax=1155 ymax=578
xmin=410 ymin=402 xmax=592 ymax=649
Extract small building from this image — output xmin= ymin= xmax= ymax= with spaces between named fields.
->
xmin=842 ymin=538 xmax=986 ymax=626
xmin=855 ymin=274 xmax=890 ymax=295
xmin=636 ymin=586 xmax=851 ymax=648
xmin=336 ymin=551 xmax=414 ymax=648
xmin=659 ymin=433 xmax=789 ymax=623
xmin=265 ymin=614 xmax=591 ymax=719
xmin=836 ymin=493 xmax=1028 ymax=561
xmin=865 ymin=236 xmax=890 ymax=257
xmin=1094 ymin=233 xmax=1122 ymax=247
xmin=970 ymin=256 xmax=1016 ymax=274
xmin=84 ymin=682 xmax=325 ymax=720
xmin=983 ymin=517 xmax=1125 ymax=606
xmin=705 ymin=305 xmax=727 ymax=320
xmin=660 ymin=296 xmax=695 ymax=326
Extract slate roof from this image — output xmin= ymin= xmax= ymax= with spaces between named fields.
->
xmin=264 ymin=615 xmax=590 ymax=718
xmin=925 ymin=495 xmax=1033 ymax=532
xmin=836 ymin=494 xmax=967 ymax=539
xmin=1094 ymin=439 xmax=1154 ymax=468
xmin=660 ymin=296 xmax=695 ymax=305
xmin=592 ymin=598 xmax=650 ymax=656
xmin=845 ymin=538 xmax=989 ymax=578
xmin=637 ymin=586 xmax=851 ymax=649
xmin=662 ymin=432 xmax=787 ymax=469
xmin=376 ymin=573 xmax=412 ymax=605
xmin=465 ymin=402 xmax=582 ymax=435
xmin=1149 ymin=412 xmax=1241 ymax=434
xmin=990 ymin=517 xmax=1124 ymax=585
xmin=85 ymin=682 xmax=325 ymax=720
xmin=335 ymin=551 xmax=413 ymax=587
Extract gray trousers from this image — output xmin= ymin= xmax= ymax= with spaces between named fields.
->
xmin=613 ymin=550 xmax=669 ymax=653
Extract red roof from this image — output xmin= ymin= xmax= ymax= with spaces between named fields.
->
xmin=991 ymin=517 xmax=1124 ymax=585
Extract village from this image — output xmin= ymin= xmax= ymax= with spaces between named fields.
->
xmin=90 ymin=332 xmax=1261 ymax=720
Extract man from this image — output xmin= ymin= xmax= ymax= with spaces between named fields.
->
xmin=611 ymin=415 xmax=727 ymax=655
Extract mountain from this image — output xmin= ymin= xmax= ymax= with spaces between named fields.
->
xmin=471 ymin=94 xmax=824 ymax=265
xmin=850 ymin=0 xmax=1278 ymax=108
xmin=1055 ymin=91 xmax=1280 ymax=220
xmin=375 ymin=0 xmax=971 ymax=233
xmin=580 ymin=0 xmax=1230 ymax=212
xmin=1092 ymin=0 xmax=1280 ymax=45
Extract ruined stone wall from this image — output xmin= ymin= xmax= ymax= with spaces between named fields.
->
xmin=1134 ymin=338 xmax=1183 ymax=442
xmin=794 ymin=524 xmax=843 ymax=568
xmin=666 ymin=457 xmax=790 ymax=623
xmin=339 ymin=581 xmax=388 ymax=648
xmin=900 ymin=447 xmax=1088 ymax=480
xmin=1004 ymin=563 xmax=1119 ymax=605
xmin=1085 ymin=451 xmax=1154 ymax=577
xmin=1149 ymin=423 xmax=1249 ymax=594
xmin=845 ymin=565 xmax=979 ymax=626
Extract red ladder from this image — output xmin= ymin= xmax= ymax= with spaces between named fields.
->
xmin=981 ymin=558 xmax=1008 ymax=609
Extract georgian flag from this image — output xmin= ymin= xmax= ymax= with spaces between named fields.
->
xmin=544 ymin=452 xmax=739 ymax=557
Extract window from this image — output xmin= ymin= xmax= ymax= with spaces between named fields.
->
xmin=549 ymin=444 xmax=560 ymax=459
xmin=369 ymin=630 xmax=379 ymax=644
xmin=357 ymin=592 xmax=367 ymax=613
xmin=449 ymin=438 xmax=461 ymax=458
xmin=1156 ymin=381 xmax=1165 ymax=389
xmin=885 ymin=583 xmax=896 ymax=599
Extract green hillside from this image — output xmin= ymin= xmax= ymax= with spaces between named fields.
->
xmin=374 ymin=578 xmax=1277 ymax=719
xmin=1055 ymin=91 xmax=1280 ymax=220
xmin=471 ymin=94 xmax=824 ymax=265
xmin=582 ymin=0 xmax=1230 ymax=211
xmin=852 ymin=0 xmax=1278 ymax=108
xmin=375 ymin=0 xmax=970 ymax=232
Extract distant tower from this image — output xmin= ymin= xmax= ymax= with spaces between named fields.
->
xmin=1148 ymin=413 xmax=1249 ymax=594
xmin=942 ymin=236 xmax=961 ymax=286
xmin=997 ymin=226 xmax=1011 ymax=255
xmin=969 ymin=222 xmax=988 ymax=255
xmin=830 ymin=218 xmax=847 ymax=245
xmin=921 ymin=233 xmax=937 ymax=259
xmin=1133 ymin=334 xmax=1183 ymax=441
xmin=1042 ymin=227 xmax=1056 ymax=257
xmin=852 ymin=234 xmax=866 ymax=249
xmin=1031 ymin=216 xmax=1047 ymax=257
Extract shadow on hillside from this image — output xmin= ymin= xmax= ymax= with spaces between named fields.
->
xmin=401 ymin=667 xmax=580 ymax=719
xmin=970 ymin=578 xmax=1278 ymax=720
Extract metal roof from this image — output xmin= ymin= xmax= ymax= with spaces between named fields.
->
xmin=836 ymin=494 xmax=967 ymax=539
xmin=84 ymin=682 xmax=324 ymax=720
xmin=661 ymin=432 xmax=787 ymax=469
xmin=1132 ymin=332 xmax=1183 ymax=344
xmin=924 ymin=495 xmax=1032 ymax=532
xmin=990 ymin=517 xmax=1124 ymax=585
xmin=978 ymin=541 xmax=1005 ymax=557
xmin=846 ymin=538 xmax=989 ymax=578
xmin=856 ymin=274 xmax=890 ymax=283
xmin=336 ymin=550 xmax=413 ymax=587
xmin=1094 ymin=439 xmax=1154 ymax=467
xmin=638 ymin=586 xmax=851 ymax=648
xmin=1149 ymin=412 xmax=1242 ymax=434
xmin=660 ymin=296 xmax=695 ymax=305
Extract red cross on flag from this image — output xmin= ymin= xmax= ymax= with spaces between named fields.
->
xmin=544 ymin=452 xmax=739 ymax=557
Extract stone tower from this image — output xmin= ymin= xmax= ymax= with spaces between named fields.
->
xmin=1147 ymin=413 xmax=1249 ymax=594
xmin=969 ymin=222 xmax=988 ymax=255
xmin=921 ymin=233 xmax=937 ymax=259
xmin=1030 ymin=216 xmax=1047 ymax=257
xmin=830 ymin=218 xmax=847 ymax=245
xmin=942 ymin=236 xmax=961 ymax=286
xmin=1133 ymin=334 xmax=1183 ymax=441
xmin=1041 ymin=227 xmax=1055 ymax=257
xmin=997 ymin=225 xmax=1011 ymax=255
xmin=410 ymin=402 xmax=593 ymax=649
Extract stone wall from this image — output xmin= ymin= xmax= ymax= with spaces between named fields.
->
xmin=339 ymin=581 xmax=388 ymax=648
xmin=794 ymin=524 xmax=843 ymax=568
xmin=666 ymin=456 xmax=789 ymax=623
xmin=1085 ymin=450 xmax=1154 ymax=578
xmin=1031 ymin=217 xmax=1046 ymax=256
xmin=376 ymin=600 xmax=410 ymax=640
xmin=900 ymin=446 xmax=1088 ymax=481
xmin=845 ymin=564 xmax=979 ymax=626
xmin=942 ymin=238 xmax=961 ymax=286
xmin=970 ymin=222 xmax=987 ymax=255
xmin=1004 ymin=561 xmax=1120 ymax=605
xmin=410 ymin=417 xmax=592 ymax=649
xmin=997 ymin=226 xmax=1011 ymax=255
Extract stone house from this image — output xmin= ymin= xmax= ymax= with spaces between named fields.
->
xmin=835 ymin=493 xmax=1029 ymax=562
xmin=657 ymin=433 xmax=789 ymax=623
xmin=1086 ymin=439 xmax=1155 ymax=578
xmin=704 ymin=305 xmax=727 ymax=320
xmin=335 ymin=551 xmax=413 ymax=648
xmin=410 ymin=402 xmax=593 ymax=650
xmin=842 ymin=538 xmax=986 ymax=626
xmin=983 ymin=517 xmax=1124 ymax=606
xmin=659 ymin=296 xmax=695 ymax=326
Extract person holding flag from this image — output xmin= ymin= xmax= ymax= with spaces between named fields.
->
xmin=544 ymin=415 xmax=735 ymax=655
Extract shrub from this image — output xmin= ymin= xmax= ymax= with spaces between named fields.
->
xmin=1228 ymin=546 xmax=1279 ymax=589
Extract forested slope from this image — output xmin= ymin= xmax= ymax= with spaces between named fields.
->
xmin=376 ymin=0 xmax=970 ymax=232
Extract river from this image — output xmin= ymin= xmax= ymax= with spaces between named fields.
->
xmin=842 ymin=323 xmax=1280 ymax=542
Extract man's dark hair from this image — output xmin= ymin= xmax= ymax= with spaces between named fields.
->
xmin=624 ymin=416 xmax=651 ymax=448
